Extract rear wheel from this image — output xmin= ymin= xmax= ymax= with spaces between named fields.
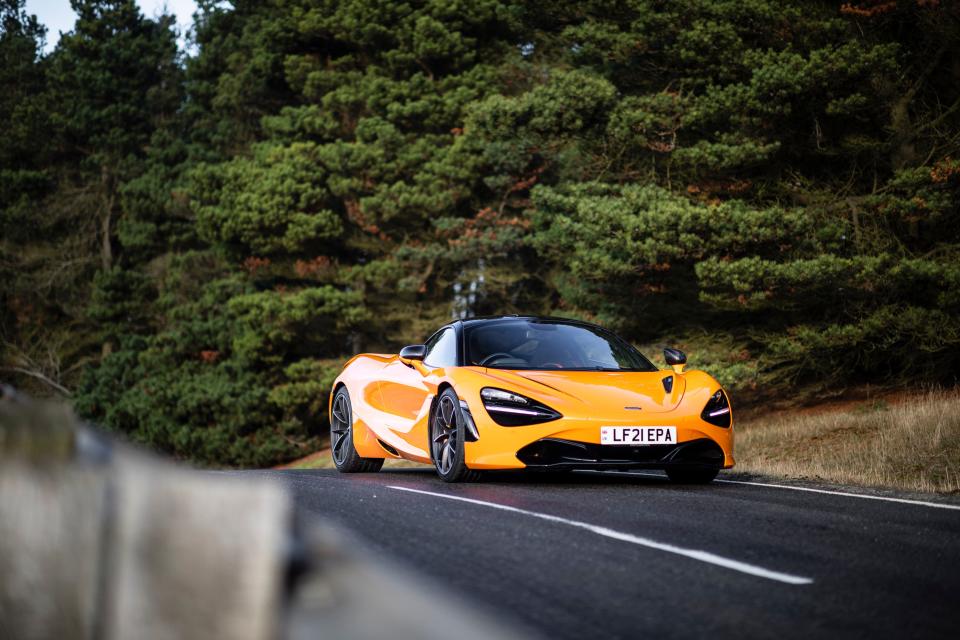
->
xmin=330 ymin=387 xmax=383 ymax=473
xmin=665 ymin=466 xmax=719 ymax=484
xmin=430 ymin=388 xmax=481 ymax=483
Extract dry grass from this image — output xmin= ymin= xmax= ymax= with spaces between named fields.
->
xmin=735 ymin=389 xmax=960 ymax=493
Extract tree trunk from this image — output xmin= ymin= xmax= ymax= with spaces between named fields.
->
xmin=100 ymin=167 xmax=115 ymax=357
xmin=100 ymin=167 xmax=114 ymax=270
xmin=889 ymin=46 xmax=947 ymax=170
xmin=100 ymin=209 xmax=113 ymax=270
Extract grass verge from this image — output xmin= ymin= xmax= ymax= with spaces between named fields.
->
xmin=735 ymin=389 xmax=960 ymax=494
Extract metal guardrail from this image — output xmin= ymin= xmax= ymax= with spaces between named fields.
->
xmin=0 ymin=386 xmax=528 ymax=640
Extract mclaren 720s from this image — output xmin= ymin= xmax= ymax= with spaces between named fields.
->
xmin=329 ymin=316 xmax=734 ymax=483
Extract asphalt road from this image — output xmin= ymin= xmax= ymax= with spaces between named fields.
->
xmin=267 ymin=467 xmax=960 ymax=639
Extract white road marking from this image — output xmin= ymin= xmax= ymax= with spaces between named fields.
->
xmin=387 ymin=485 xmax=813 ymax=585
xmin=579 ymin=470 xmax=960 ymax=512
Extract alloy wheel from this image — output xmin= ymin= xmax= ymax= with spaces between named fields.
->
xmin=432 ymin=394 xmax=459 ymax=475
xmin=331 ymin=392 xmax=351 ymax=465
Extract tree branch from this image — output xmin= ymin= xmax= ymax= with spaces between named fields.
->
xmin=0 ymin=367 xmax=71 ymax=397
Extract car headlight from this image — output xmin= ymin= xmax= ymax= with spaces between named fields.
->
xmin=701 ymin=389 xmax=731 ymax=428
xmin=480 ymin=387 xmax=562 ymax=426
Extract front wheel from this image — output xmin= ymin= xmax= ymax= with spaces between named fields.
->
xmin=330 ymin=387 xmax=383 ymax=473
xmin=665 ymin=467 xmax=719 ymax=484
xmin=430 ymin=389 xmax=481 ymax=483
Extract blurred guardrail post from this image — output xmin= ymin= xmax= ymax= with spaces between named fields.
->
xmin=0 ymin=385 xmax=528 ymax=640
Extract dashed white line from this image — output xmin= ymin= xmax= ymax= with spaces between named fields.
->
xmin=388 ymin=485 xmax=813 ymax=585
xmin=579 ymin=470 xmax=960 ymax=511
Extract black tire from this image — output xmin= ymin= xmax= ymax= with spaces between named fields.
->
xmin=665 ymin=466 xmax=719 ymax=484
xmin=430 ymin=388 xmax=481 ymax=483
xmin=330 ymin=387 xmax=383 ymax=473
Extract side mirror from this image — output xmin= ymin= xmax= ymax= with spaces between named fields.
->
xmin=663 ymin=348 xmax=687 ymax=373
xmin=399 ymin=344 xmax=426 ymax=361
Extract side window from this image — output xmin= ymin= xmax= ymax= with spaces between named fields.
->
xmin=423 ymin=328 xmax=458 ymax=368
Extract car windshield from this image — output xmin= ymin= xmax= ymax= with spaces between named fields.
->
xmin=464 ymin=320 xmax=657 ymax=371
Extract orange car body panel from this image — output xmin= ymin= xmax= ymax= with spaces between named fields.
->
xmin=331 ymin=354 xmax=735 ymax=470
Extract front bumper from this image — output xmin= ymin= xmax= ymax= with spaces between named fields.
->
xmin=462 ymin=412 xmax=734 ymax=470
xmin=515 ymin=437 xmax=724 ymax=471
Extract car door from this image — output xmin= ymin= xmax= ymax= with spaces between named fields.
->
xmin=378 ymin=327 xmax=458 ymax=457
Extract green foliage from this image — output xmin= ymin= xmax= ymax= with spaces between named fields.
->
xmin=638 ymin=332 xmax=761 ymax=393
xmin=229 ymin=286 xmax=368 ymax=365
xmin=48 ymin=1 xmax=181 ymax=172
xmin=193 ymin=142 xmax=343 ymax=257
xmin=75 ymin=268 xmax=326 ymax=467
xmin=76 ymin=315 xmax=284 ymax=467
xmin=0 ymin=0 xmax=50 ymax=216
xmin=5 ymin=0 xmax=960 ymax=466
xmin=268 ymin=358 xmax=343 ymax=435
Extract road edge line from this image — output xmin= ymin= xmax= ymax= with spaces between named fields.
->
xmin=582 ymin=470 xmax=960 ymax=511
xmin=387 ymin=485 xmax=813 ymax=586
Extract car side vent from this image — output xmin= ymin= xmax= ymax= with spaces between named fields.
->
xmin=662 ymin=375 xmax=673 ymax=393
xmin=377 ymin=439 xmax=399 ymax=456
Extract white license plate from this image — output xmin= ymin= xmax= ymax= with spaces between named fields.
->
xmin=600 ymin=426 xmax=676 ymax=446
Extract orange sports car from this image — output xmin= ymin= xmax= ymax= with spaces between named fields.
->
xmin=329 ymin=316 xmax=734 ymax=482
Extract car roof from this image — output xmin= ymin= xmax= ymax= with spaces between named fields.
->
xmin=458 ymin=315 xmax=597 ymax=328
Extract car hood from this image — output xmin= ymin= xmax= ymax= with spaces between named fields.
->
xmin=476 ymin=368 xmax=685 ymax=415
